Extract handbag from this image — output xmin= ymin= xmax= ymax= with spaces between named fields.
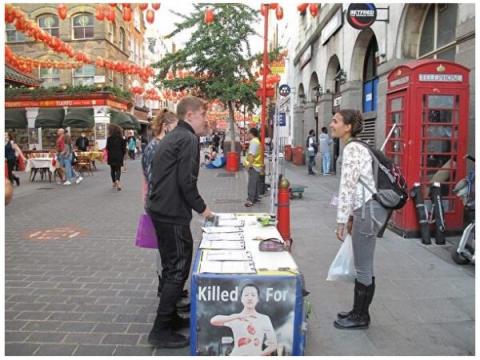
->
xmin=102 ymin=148 xmax=108 ymax=162
xmin=326 ymin=234 xmax=356 ymax=282
xmin=135 ymin=213 xmax=158 ymax=249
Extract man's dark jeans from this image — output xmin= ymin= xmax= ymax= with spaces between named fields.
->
xmin=150 ymin=219 xmax=193 ymax=322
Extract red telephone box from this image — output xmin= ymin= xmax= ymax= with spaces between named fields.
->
xmin=385 ymin=60 xmax=470 ymax=237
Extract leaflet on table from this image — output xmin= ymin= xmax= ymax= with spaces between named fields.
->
xmin=199 ymin=240 xmax=245 ymax=250
xmin=251 ymin=250 xmax=299 ymax=272
xmin=216 ymin=219 xmax=244 ymax=227
xmin=202 ymin=226 xmax=243 ymax=234
xmin=199 ymin=260 xmax=256 ymax=274
xmin=204 ymin=250 xmax=252 ymax=262
xmin=202 ymin=232 xmax=243 ymax=241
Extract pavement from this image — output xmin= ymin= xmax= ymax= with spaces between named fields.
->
xmin=4 ymin=153 xmax=475 ymax=356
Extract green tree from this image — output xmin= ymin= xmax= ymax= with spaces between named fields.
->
xmin=152 ymin=3 xmax=260 ymax=152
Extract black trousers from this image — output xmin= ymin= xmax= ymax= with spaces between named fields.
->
xmin=7 ymin=158 xmax=18 ymax=183
xmin=110 ymin=165 xmax=121 ymax=182
xmin=151 ymin=219 xmax=193 ymax=321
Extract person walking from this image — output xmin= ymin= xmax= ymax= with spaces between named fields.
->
xmin=319 ymin=127 xmax=333 ymax=175
xmin=330 ymin=109 xmax=388 ymax=330
xmin=106 ymin=124 xmax=126 ymax=191
xmin=146 ymin=96 xmax=214 ymax=348
xmin=5 ymin=133 xmax=24 ymax=186
xmin=127 ymin=131 xmax=137 ymax=160
xmin=55 ymin=128 xmax=66 ymax=183
xmin=141 ymin=109 xmax=182 ymax=303
xmin=306 ymin=129 xmax=317 ymax=175
xmin=62 ymin=133 xmax=83 ymax=186
xmin=243 ymin=128 xmax=262 ymax=207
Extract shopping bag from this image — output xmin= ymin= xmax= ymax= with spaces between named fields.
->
xmin=326 ymin=234 xmax=356 ymax=282
xmin=135 ymin=213 xmax=158 ymax=249
xmin=102 ymin=148 xmax=108 ymax=162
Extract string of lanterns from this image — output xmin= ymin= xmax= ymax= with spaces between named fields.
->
xmin=297 ymin=3 xmax=319 ymax=17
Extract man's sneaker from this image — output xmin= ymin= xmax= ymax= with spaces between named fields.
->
xmin=76 ymin=176 xmax=84 ymax=184
xmin=148 ymin=328 xmax=189 ymax=348
xmin=63 ymin=181 xmax=72 ymax=186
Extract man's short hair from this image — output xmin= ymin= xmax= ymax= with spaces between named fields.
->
xmin=248 ymin=128 xmax=259 ymax=138
xmin=176 ymin=96 xmax=207 ymax=121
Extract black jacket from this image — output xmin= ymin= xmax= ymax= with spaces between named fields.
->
xmin=106 ymin=135 xmax=126 ymax=167
xmin=147 ymin=120 xmax=207 ymax=225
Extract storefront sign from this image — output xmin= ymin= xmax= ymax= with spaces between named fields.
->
xmin=278 ymin=112 xmax=286 ymax=126
xmin=6 ymin=98 xmax=128 ymax=111
xmin=346 ymin=3 xmax=377 ymax=30
xmin=321 ymin=7 xmax=344 ymax=45
xmin=418 ymin=74 xmax=463 ymax=82
xmin=333 ymin=95 xmax=342 ymax=108
xmin=299 ymin=45 xmax=312 ymax=69
xmin=271 ymin=60 xmax=285 ymax=75
xmin=389 ymin=76 xmax=410 ymax=88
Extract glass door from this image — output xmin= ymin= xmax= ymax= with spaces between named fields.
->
xmin=385 ymin=95 xmax=405 ymax=169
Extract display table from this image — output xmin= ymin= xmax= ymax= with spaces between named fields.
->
xmin=190 ymin=213 xmax=306 ymax=356
xmin=76 ymin=151 xmax=104 ymax=162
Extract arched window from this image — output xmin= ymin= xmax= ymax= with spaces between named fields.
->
xmin=73 ymin=65 xmax=96 ymax=86
xmin=72 ymin=13 xmax=94 ymax=40
xmin=119 ymin=28 xmax=126 ymax=52
xmin=419 ymin=4 xmax=458 ymax=60
xmin=107 ymin=21 xmax=115 ymax=43
xmin=39 ymin=68 xmax=60 ymax=88
xmin=38 ymin=14 xmax=59 ymax=37
xmin=363 ymin=37 xmax=378 ymax=113
xmin=6 ymin=23 xmax=26 ymax=42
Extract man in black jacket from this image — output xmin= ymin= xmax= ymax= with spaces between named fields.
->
xmin=147 ymin=96 xmax=213 ymax=348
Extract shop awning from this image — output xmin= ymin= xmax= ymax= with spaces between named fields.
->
xmin=63 ymin=107 xmax=94 ymax=128
xmin=110 ymin=110 xmax=140 ymax=130
xmin=5 ymin=108 xmax=27 ymax=129
xmin=35 ymin=108 xmax=65 ymax=128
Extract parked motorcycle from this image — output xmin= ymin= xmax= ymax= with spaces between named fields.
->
xmin=451 ymin=155 xmax=475 ymax=265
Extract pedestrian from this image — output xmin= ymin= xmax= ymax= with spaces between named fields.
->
xmin=106 ymin=123 xmax=126 ymax=191
xmin=319 ymin=127 xmax=333 ymax=175
xmin=141 ymin=109 xmax=183 ymax=303
xmin=127 ymin=131 xmax=137 ymax=160
xmin=146 ymin=96 xmax=214 ymax=348
xmin=5 ymin=132 xmax=24 ymax=186
xmin=75 ymin=132 xmax=89 ymax=152
xmin=122 ymin=132 xmax=128 ymax=172
xmin=55 ymin=128 xmax=66 ymax=184
xmin=306 ymin=129 xmax=317 ymax=175
xmin=330 ymin=109 xmax=388 ymax=330
xmin=212 ymin=132 xmax=220 ymax=149
xmin=243 ymin=128 xmax=262 ymax=207
xmin=62 ymin=133 xmax=83 ymax=186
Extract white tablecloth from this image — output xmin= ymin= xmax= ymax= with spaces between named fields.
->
xmin=25 ymin=157 xmax=56 ymax=174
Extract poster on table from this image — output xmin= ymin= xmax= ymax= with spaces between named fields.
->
xmin=194 ymin=277 xmax=297 ymax=356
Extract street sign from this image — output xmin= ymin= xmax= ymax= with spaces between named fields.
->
xmin=279 ymin=84 xmax=291 ymax=97
xmin=278 ymin=112 xmax=286 ymax=126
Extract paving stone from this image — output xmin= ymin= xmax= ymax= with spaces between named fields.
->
xmin=26 ymin=332 xmax=68 ymax=343
xmin=22 ymin=320 xmax=62 ymax=331
xmin=95 ymin=296 xmax=129 ymax=305
xmin=126 ymin=323 xmax=152 ymax=334
xmin=43 ymin=303 xmax=79 ymax=312
xmin=114 ymin=314 xmax=150 ymax=324
xmin=80 ymin=312 xmax=117 ymax=322
xmin=34 ymin=344 xmax=78 ymax=356
xmin=5 ymin=343 xmax=40 ymax=356
xmin=64 ymin=333 xmax=106 ymax=345
xmin=15 ymin=311 xmax=52 ymax=320
xmin=47 ymin=312 xmax=84 ymax=321
xmin=5 ymin=331 xmax=30 ymax=342
xmin=114 ymin=345 xmax=155 ymax=356
xmin=92 ymin=322 xmax=129 ymax=333
xmin=102 ymin=334 xmax=140 ymax=346
xmin=74 ymin=344 xmax=116 ymax=356
xmin=11 ymin=303 xmax=47 ymax=311
xmin=57 ymin=322 xmax=96 ymax=333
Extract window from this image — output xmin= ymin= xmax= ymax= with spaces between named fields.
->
xmin=39 ymin=68 xmax=60 ymax=88
xmin=38 ymin=14 xmax=59 ymax=37
xmin=72 ymin=13 xmax=94 ymax=39
xmin=119 ymin=28 xmax=126 ymax=51
xmin=108 ymin=21 xmax=115 ymax=43
xmin=362 ymin=37 xmax=379 ymax=113
xmin=6 ymin=23 xmax=26 ymax=42
xmin=419 ymin=4 xmax=458 ymax=60
xmin=73 ymin=65 xmax=96 ymax=86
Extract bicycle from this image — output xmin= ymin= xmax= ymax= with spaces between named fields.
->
xmin=451 ymin=155 xmax=475 ymax=265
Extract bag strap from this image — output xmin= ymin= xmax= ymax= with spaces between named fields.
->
xmin=350 ymin=139 xmax=396 ymax=184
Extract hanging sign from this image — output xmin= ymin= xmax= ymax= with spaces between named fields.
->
xmin=279 ymin=84 xmax=291 ymax=97
xmin=346 ymin=3 xmax=377 ymax=30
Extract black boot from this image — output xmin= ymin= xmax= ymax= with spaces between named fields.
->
xmin=170 ymin=312 xmax=190 ymax=331
xmin=334 ymin=279 xmax=373 ymax=329
xmin=14 ymin=177 xmax=20 ymax=186
xmin=148 ymin=314 xmax=189 ymax=348
xmin=157 ymin=275 xmax=163 ymax=297
xmin=337 ymin=277 xmax=375 ymax=323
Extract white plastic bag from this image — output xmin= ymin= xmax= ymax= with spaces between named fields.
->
xmin=326 ymin=234 xmax=356 ymax=282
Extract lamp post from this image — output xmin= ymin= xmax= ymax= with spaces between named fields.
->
xmin=260 ymin=4 xmax=270 ymax=169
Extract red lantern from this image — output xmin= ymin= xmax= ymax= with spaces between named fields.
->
xmin=146 ymin=9 xmax=155 ymax=24
xmin=96 ymin=5 xmax=105 ymax=21
xmin=109 ymin=3 xmax=117 ymax=7
xmin=106 ymin=6 xmax=115 ymax=22
xmin=151 ymin=3 xmax=161 ymax=11
xmin=204 ymin=8 xmax=214 ymax=24
xmin=121 ymin=3 xmax=130 ymax=8
xmin=309 ymin=4 xmax=319 ymax=17
xmin=57 ymin=4 xmax=67 ymax=20
xmin=275 ymin=6 xmax=283 ymax=20
xmin=138 ymin=3 xmax=148 ymax=11
xmin=297 ymin=3 xmax=308 ymax=13
xmin=260 ymin=4 xmax=268 ymax=17
xmin=123 ymin=7 xmax=132 ymax=22
xmin=269 ymin=3 xmax=278 ymax=10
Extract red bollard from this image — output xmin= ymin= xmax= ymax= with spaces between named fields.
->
xmin=277 ymin=177 xmax=292 ymax=250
